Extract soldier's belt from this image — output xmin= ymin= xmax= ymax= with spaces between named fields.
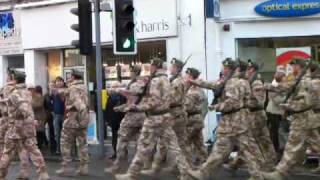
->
xmin=222 ymin=108 xmax=244 ymax=115
xmin=287 ymin=108 xmax=312 ymax=115
xmin=249 ymin=107 xmax=264 ymax=112
xmin=170 ymin=104 xmax=182 ymax=108
xmin=146 ymin=110 xmax=169 ymax=116
xmin=313 ymin=109 xmax=320 ymax=113
xmin=188 ymin=111 xmax=202 ymax=116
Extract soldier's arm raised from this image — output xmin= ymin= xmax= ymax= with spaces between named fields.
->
xmin=190 ymin=79 xmax=222 ymax=90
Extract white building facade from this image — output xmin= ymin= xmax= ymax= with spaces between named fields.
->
xmin=0 ymin=0 xmax=219 ymax=140
xmin=208 ymin=0 xmax=320 ymax=80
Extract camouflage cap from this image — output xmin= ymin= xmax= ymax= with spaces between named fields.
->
xmin=236 ymin=59 xmax=248 ymax=72
xmin=222 ymin=58 xmax=237 ymax=69
xmin=171 ymin=58 xmax=184 ymax=69
xmin=289 ymin=57 xmax=308 ymax=67
xmin=186 ymin=67 xmax=201 ymax=79
xmin=150 ymin=57 xmax=164 ymax=69
xmin=247 ymin=59 xmax=259 ymax=70
xmin=7 ymin=68 xmax=26 ymax=81
xmin=129 ymin=65 xmax=142 ymax=75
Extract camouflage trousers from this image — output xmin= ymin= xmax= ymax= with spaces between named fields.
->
xmin=276 ymin=128 xmax=320 ymax=175
xmin=234 ymin=125 xmax=277 ymax=171
xmin=187 ymin=125 xmax=207 ymax=163
xmin=112 ymin=126 xmax=142 ymax=170
xmin=60 ymin=127 xmax=89 ymax=166
xmin=152 ymin=113 xmax=192 ymax=168
xmin=0 ymin=137 xmax=46 ymax=178
xmin=199 ymin=132 xmax=265 ymax=180
xmin=127 ymin=115 xmax=190 ymax=178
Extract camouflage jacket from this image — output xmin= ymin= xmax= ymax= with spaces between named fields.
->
xmin=115 ymin=77 xmax=146 ymax=128
xmin=306 ymin=75 xmax=320 ymax=128
xmin=6 ymin=84 xmax=36 ymax=139
xmin=0 ymin=82 xmax=16 ymax=140
xmin=135 ymin=70 xmax=170 ymax=114
xmin=216 ymin=76 xmax=251 ymax=135
xmin=266 ymin=75 xmax=316 ymax=129
xmin=184 ymin=85 xmax=205 ymax=115
xmin=116 ymin=77 xmax=146 ymax=110
xmin=247 ymin=78 xmax=268 ymax=129
xmin=58 ymin=80 xmax=89 ymax=129
xmin=169 ymin=75 xmax=188 ymax=116
xmin=184 ymin=85 xmax=206 ymax=126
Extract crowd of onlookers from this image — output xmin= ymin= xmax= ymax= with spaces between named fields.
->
xmin=28 ymin=76 xmax=66 ymax=156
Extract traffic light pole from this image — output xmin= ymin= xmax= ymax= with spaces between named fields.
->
xmin=94 ymin=0 xmax=105 ymax=157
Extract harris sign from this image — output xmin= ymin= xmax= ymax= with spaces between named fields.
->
xmin=255 ymin=0 xmax=320 ymax=18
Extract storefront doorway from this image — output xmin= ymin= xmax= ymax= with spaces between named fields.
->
xmin=237 ymin=36 xmax=320 ymax=81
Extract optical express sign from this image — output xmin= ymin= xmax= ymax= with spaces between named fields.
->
xmin=255 ymin=0 xmax=320 ymax=17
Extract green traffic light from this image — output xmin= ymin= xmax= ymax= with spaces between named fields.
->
xmin=122 ymin=37 xmax=135 ymax=49
xmin=123 ymin=38 xmax=131 ymax=49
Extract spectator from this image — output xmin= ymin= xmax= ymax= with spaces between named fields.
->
xmin=31 ymin=85 xmax=48 ymax=150
xmin=104 ymin=89 xmax=127 ymax=160
xmin=52 ymin=76 xmax=66 ymax=155
xmin=44 ymin=86 xmax=56 ymax=155
xmin=266 ymin=66 xmax=287 ymax=160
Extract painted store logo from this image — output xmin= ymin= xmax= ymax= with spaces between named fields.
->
xmin=255 ymin=0 xmax=320 ymax=18
xmin=0 ymin=12 xmax=16 ymax=39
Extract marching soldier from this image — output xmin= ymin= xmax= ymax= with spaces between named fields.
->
xmin=246 ymin=60 xmax=276 ymax=169
xmin=0 ymin=71 xmax=30 ymax=180
xmin=142 ymin=58 xmax=192 ymax=175
xmin=105 ymin=65 xmax=147 ymax=174
xmin=184 ymin=68 xmax=207 ymax=164
xmin=54 ymin=70 xmax=90 ymax=177
xmin=263 ymin=59 xmax=320 ymax=179
xmin=0 ymin=70 xmax=49 ymax=180
xmin=307 ymin=62 xmax=320 ymax=173
xmin=115 ymin=58 xmax=190 ymax=180
xmin=225 ymin=60 xmax=277 ymax=171
xmin=187 ymin=58 xmax=265 ymax=180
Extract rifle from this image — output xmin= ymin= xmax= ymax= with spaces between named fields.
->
xmin=134 ymin=75 xmax=152 ymax=105
xmin=170 ymin=54 xmax=192 ymax=82
xmin=280 ymin=61 xmax=311 ymax=118
xmin=211 ymin=66 xmax=237 ymax=105
xmin=283 ymin=61 xmax=311 ymax=103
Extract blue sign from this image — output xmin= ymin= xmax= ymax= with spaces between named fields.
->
xmin=0 ymin=12 xmax=15 ymax=38
xmin=255 ymin=0 xmax=320 ymax=18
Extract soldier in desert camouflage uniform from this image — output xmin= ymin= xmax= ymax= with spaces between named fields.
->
xmin=184 ymin=68 xmax=207 ymax=164
xmin=0 ymin=70 xmax=49 ymax=180
xmin=225 ymin=60 xmax=277 ymax=172
xmin=263 ymin=59 xmax=320 ymax=180
xmin=54 ymin=70 xmax=90 ymax=177
xmin=105 ymin=65 xmax=147 ymax=174
xmin=0 ymin=72 xmax=30 ymax=180
xmin=188 ymin=58 xmax=265 ymax=180
xmin=115 ymin=58 xmax=190 ymax=180
xmin=142 ymin=58 xmax=192 ymax=175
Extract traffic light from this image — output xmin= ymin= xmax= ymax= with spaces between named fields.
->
xmin=71 ymin=0 xmax=93 ymax=55
xmin=113 ymin=0 xmax=137 ymax=55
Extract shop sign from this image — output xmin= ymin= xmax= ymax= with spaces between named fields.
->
xmin=0 ymin=11 xmax=22 ymax=55
xmin=255 ymin=0 xmax=320 ymax=18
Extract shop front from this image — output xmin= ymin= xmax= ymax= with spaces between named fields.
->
xmin=18 ymin=0 xmax=179 ymax=88
xmin=215 ymin=0 xmax=320 ymax=80
xmin=0 ymin=10 xmax=24 ymax=86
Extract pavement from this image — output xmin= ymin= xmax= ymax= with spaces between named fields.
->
xmin=4 ymin=145 xmax=320 ymax=180
xmin=5 ymin=159 xmax=320 ymax=180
